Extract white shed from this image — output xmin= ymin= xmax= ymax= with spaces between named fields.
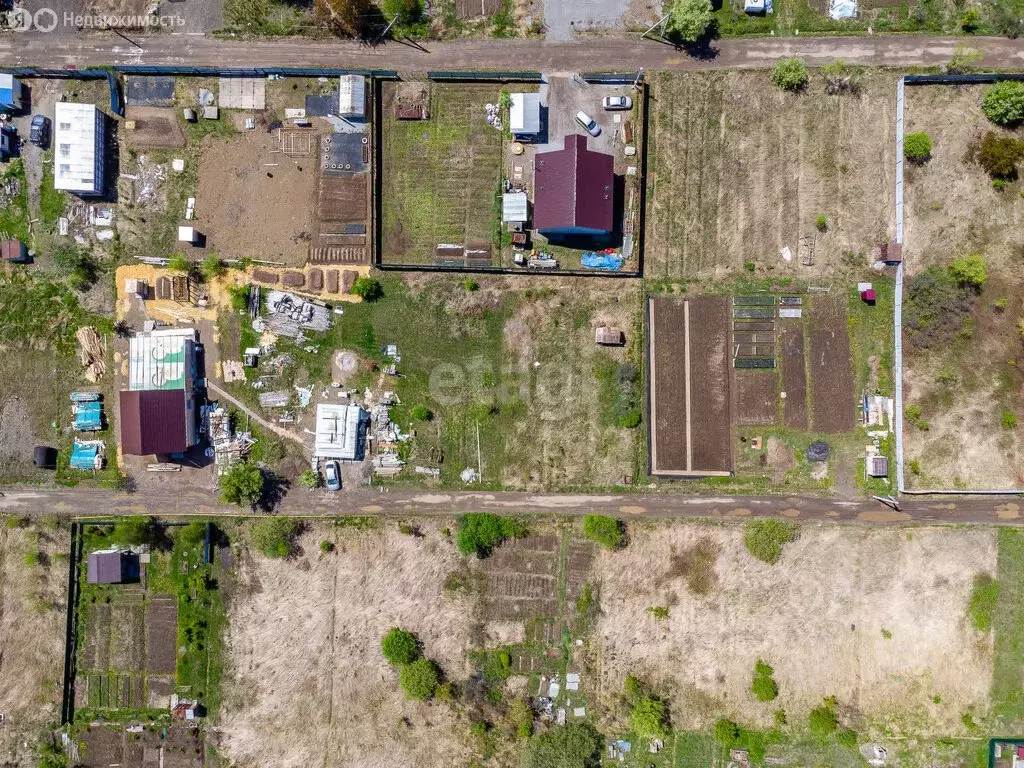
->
xmin=54 ymin=103 xmax=105 ymax=196
xmin=502 ymin=192 xmax=528 ymax=223
xmin=338 ymin=75 xmax=366 ymax=120
xmin=510 ymin=93 xmax=541 ymax=136
xmin=315 ymin=403 xmax=365 ymax=460
xmin=178 ymin=226 xmax=195 ymax=244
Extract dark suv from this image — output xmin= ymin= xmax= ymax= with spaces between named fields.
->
xmin=29 ymin=115 xmax=49 ymax=148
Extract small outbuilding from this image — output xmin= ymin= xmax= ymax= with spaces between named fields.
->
xmin=338 ymin=75 xmax=366 ymax=120
xmin=867 ymin=455 xmax=889 ymax=478
xmin=595 ymin=326 xmax=624 ymax=346
xmin=509 ymin=93 xmax=541 ymax=138
xmin=0 ymin=74 xmax=23 ymax=112
xmin=0 ymin=239 xmax=29 ymax=264
xmin=178 ymin=226 xmax=196 ymax=244
xmin=87 ymin=549 xmax=141 ymax=585
xmin=502 ymin=192 xmax=528 ymax=223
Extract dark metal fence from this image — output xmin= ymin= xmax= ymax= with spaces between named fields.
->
xmin=427 ymin=71 xmax=543 ymax=82
xmin=59 ymin=521 xmax=83 ymax=725
xmin=904 ymin=73 xmax=1024 ymax=85
xmin=581 ymin=72 xmax=644 ymax=84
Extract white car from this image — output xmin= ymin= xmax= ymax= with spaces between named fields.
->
xmin=575 ymin=110 xmax=601 ymax=137
xmin=324 ymin=460 xmax=341 ymax=491
xmin=602 ymin=95 xmax=633 ymax=110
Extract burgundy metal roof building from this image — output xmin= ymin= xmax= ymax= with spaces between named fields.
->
xmin=533 ymin=135 xmax=614 ymax=237
xmin=87 ymin=550 xmax=140 ymax=584
xmin=119 ymin=389 xmax=189 ymax=456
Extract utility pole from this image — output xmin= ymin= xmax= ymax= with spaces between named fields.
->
xmin=640 ymin=12 xmax=671 ymax=41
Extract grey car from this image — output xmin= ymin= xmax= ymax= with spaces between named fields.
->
xmin=324 ymin=460 xmax=341 ymax=491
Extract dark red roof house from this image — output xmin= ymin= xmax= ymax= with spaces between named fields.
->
xmin=87 ymin=550 xmax=140 ymax=584
xmin=119 ymin=389 xmax=189 ymax=456
xmin=534 ymin=135 xmax=614 ymax=238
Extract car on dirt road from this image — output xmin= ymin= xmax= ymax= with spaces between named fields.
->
xmin=602 ymin=95 xmax=633 ymax=110
xmin=29 ymin=115 xmax=50 ymax=148
xmin=324 ymin=460 xmax=341 ymax=491
xmin=575 ymin=110 xmax=601 ymax=137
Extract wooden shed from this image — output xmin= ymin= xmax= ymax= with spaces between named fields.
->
xmin=595 ymin=326 xmax=624 ymax=346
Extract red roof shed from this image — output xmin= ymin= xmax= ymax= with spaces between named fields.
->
xmin=119 ymin=389 xmax=188 ymax=456
xmin=0 ymin=239 xmax=29 ymax=263
xmin=534 ymin=135 xmax=614 ymax=237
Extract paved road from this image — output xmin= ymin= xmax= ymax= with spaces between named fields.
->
xmin=3 ymin=32 xmax=1024 ymax=71
xmin=2 ymin=486 xmax=1024 ymax=525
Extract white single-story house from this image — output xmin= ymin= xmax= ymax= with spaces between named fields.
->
xmin=54 ymin=102 xmax=105 ymax=196
xmin=314 ymin=403 xmax=366 ymax=461
xmin=338 ymin=74 xmax=366 ymax=120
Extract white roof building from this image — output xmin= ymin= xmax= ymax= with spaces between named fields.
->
xmin=510 ymin=93 xmax=541 ymax=136
xmin=338 ymin=75 xmax=366 ymax=119
xmin=54 ymin=102 xmax=105 ymax=195
xmin=314 ymin=403 xmax=365 ymax=460
xmin=502 ymin=192 xmax=528 ymax=222
xmin=128 ymin=328 xmax=198 ymax=392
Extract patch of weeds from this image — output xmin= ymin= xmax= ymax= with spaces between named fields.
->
xmin=743 ymin=519 xmax=798 ymax=565
xmin=647 ymin=605 xmax=669 ymax=620
xmin=751 ymin=659 xmax=778 ymax=702
xmin=968 ymin=572 xmax=999 ymax=632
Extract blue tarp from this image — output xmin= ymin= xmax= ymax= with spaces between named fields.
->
xmin=70 ymin=443 xmax=102 ymax=470
xmin=581 ymin=252 xmax=624 ymax=271
xmin=74 ymin=402 xmax=102 ymax=431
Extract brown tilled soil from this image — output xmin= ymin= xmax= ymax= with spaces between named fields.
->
xmin=780 ymin=321 xmax=809 ymax=430
xmin=592 ymin=523 xmax=996 ymax=735
xmin=123 ymin=107 xmax=186 ymax=149
xmin=688 ymin=297 xmax=732 ymax=472
xmin=649 ymin=296 xmax=688 ymax=472
xmin=735 ymin=371 xmax=777 ymax=426
xmin=195 ymin=129 xmax=318 ymax=265
xmin=808 ymin=297 xmax=855 ymax=433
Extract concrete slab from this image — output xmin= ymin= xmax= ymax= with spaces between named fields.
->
xmin=218 ymin=78 xmax=266 ymax=110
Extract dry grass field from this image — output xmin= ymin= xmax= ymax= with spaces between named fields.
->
xmin=0 ymin=520 xmax=69 ymax=766
xmin=646 ymin=70 xmax=896 ymax=281
xmin=591 ymin=524 xmax=995 ymax=736
xmin=219 ymin=522 xmax=479 ymax=768
xmin=903 ymin=84 xmax=1024 ymax=489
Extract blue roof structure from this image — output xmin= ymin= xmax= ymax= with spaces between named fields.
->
xmin=74 ymin=401 xmax=103 ymax=431
xmin=70 ymin=442 xmax=103 ymax=470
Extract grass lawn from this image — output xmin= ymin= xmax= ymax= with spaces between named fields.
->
xmin=381 ymin=83 xmax=505 ymax=265
xmin=0 ymin=159 xmax=30 ymax=243
xmin=992 ymin=528 xmax=1024 ymax=729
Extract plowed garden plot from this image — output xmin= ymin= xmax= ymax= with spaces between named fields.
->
xmin=78 ymin=724 xmax=204 ymax=768
xmin=381 ymin=83 xmax=504 ymax=265
xmin=736 ymin=371 xmax=777 ymax=426
xmin=146 ymin=597 xmax=178 ymax=675
xmin=781 ymin=322 xmax=809 ymax=429
xmin=649 ymin=296 xmax=732 ymax=475
xmin=110 ymin=600 xmax=146 ymax=670
xmin=482 ymin=535 xmax=561 ymax=619
xmin=809 ymin=297 xmax=855 ymax=433
xmin=646 ymin=71 xmax=895 ymax=280
xmin=84 ymin=603 xmax=112 ymax=670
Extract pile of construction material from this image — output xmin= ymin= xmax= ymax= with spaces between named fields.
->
xmin=76 ymin=326 xmax=106 ymax=382
xmin=258 ymin=290 xmax=332 ymax=338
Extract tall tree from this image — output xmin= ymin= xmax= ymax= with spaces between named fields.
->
xmin=316 ymin=0 xmax=371 ymax=35
xmin=666 ymin=0 xmax=713 ymax=42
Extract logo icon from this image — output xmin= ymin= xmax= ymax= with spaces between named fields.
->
xmin=33 ymin=7 xmax=59 ymax=31
xmin=9 ymin=7 xmax=32 ymax=31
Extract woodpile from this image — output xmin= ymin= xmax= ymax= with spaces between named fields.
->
xmin=76 ymin=326 xmax=106 ymax=382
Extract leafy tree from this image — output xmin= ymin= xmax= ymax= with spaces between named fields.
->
xmin=977 ymin=132 xmax=1024 ymax=177
xmin=666 ymin=0 xmax=713 ymax=42
xmin=249 ymin=517 xmax=299 ymax=558
xmin=903 ymin=131 xmax=933 ymax=162
xmin=351 ymin=276 xmax=384 ymax=301
xmin=714 ymin=718 xmax=741 ymax=746
xmin=39 ymin=739 xmax=68 ymax=768
xmin=808 ymin=699 xmax=839 ymax=740
xmin=411 ymin=405 xmax=432 ymax=421
xmin=751 ymin=659 xmax=779 ymax=702
xmin=982 ymin=81 xmax=1024 ymax=125
xmin=836 ymin=729 xmax=859 ymax=749
xmin=456 ymin=513 xmax=526 ymax=557
xmin=383 ymin=0 xmax=423 ymax=23
xmin=772 ymin=58 xmax=809 ymax=92
xmin=399 ymin=657 xmax=440 ymax=700
xmin=464 ymin=279 xmax=479 ymax=292
xmin=582 ymin=515 xmax=624 ymax=549
xmin=509 ymin=697 xmax=534 ymax=737
xmin=521 ymin=721 xmax=602 ymax=768
xmin=949 ymin=254 xmax=988 ymax=288
xmin=167 ymin=253 xmax=192 ymax=273
xmin=320 ymin=539 xmax=335 ymax=552
xmin=629 ymin=695 xmax=668 ymax=739
xmin=200 ymin=254 xmax=226 ymax=281
xmin=298 ymin=469 xmax=320 ymax=489
xmin=961 ymin=7 xmax=980 ymax=31
xmin=381 ymin=627 xmax=421 ymax=665
xmin=743 ymin=519 xmax=798 ymax=564
xmin=220 ymin=462 xmax=265 ymax=507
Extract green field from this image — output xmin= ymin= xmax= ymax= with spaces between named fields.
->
xmin=381 ymin=83 xmax=505 ymax=265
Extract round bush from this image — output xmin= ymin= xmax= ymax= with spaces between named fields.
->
xmin=982 ymin=81 xmax=1024 ymax=125
xmin=381 ymin=627 xmax=421 ymax=666
xmin=398 ymin=657 xmax=440 ymax=701
xmin=772 ymin=58 xmax=809 ymax=92
xmin=903 ymin=131 xmax=933 ymax=162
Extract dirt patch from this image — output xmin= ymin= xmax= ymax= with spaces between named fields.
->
xmin=331 ymin=349 xmax=362 ymax=383
xmin=123 ymin=107 xmax=186 ymax=149
xmin=145 ymin=596 xmax=178 ymax=675
xmin=593 ymin=524 xmax=996 ymax=734
xmin=808 ymin=296 xmax=855 ymax=433
xmin=647 ymin=71 xmax=896 ymax=281
xmin=767 ymin=436 xmax=797 ymax=481
xmin=78 ymin=724 xmax=204 ymax=768
xmin=481 ymin=534 xmax=561 ymax=619
xmin=735 ymin=371 xmax=777 ymax=426
xmin=0 ymin=524 xmax=69 ymax=766
xmin=780 ymin=322 xmax=808 ymax=429
xmin=195 ymin=129 xmax=318 ymax=265
xmin=220 ymin=523 xmax=477 ymax=767
xmin=689 ymin=297 xmax=732 ymax=471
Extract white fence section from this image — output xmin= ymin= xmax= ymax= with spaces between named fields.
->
xmin=894 ymin=77 xmax=906 ymax=493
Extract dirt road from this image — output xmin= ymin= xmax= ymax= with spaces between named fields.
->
xmin=4 ymin=33 xmax=1024 ymax=71
xmin=1 ymin=485 xmax=1023 ymax=525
